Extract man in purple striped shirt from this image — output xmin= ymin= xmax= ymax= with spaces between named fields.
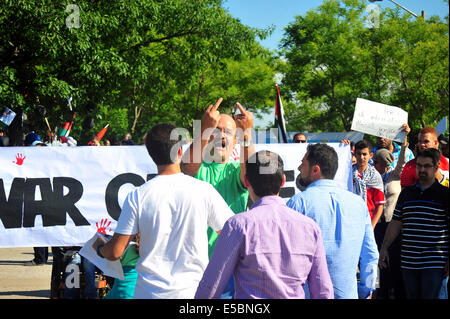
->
xmin=195 ymin=150 xmax=334 ymax=299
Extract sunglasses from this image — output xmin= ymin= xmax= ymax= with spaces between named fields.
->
xmin=294 ymin=140 xmax=306 ymax=143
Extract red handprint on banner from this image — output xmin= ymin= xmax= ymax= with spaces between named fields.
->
xmin=96 ymin=219 xmax=111 ymax=235
xmin=13 ymin=153 xmax=26 ymax=165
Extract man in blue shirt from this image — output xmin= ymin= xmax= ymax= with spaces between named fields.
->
xmin=287 ymin=143 xmax=379 ymax=299
xmin=370 ymin=133 xmax=414 ymax=169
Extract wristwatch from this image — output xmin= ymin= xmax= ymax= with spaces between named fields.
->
xmin=96 ymin=244 xmax=105 ymax=258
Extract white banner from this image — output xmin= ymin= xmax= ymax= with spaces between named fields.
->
xmin=0 ymin=144 xmax=351 ymax=247
xmin=351 ymin=98 xmax=408 ymax=143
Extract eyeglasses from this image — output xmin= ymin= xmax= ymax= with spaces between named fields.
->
xmin=416 ymin=163 xmax=435 ymax=169
xmin=294 ymin=140 xmax=306 ymax=143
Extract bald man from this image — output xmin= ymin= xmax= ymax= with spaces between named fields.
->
xmin=182 ymin=98 xmax=255 ymax=298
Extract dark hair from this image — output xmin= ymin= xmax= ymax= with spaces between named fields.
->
xmin=306 ymin=143 xmax=339 ymax=179
xmin=145 ymin=123 xmax=182 ymax=165
xmin=417 ymin=148 xmax=441 ymax=167
xmin=245 ymin=150 xmax=284 ymax=197
xmin=293 ymin=132 xmax=307 ymax=141
xmin=354 ymin=139 xmax=373 ymax=152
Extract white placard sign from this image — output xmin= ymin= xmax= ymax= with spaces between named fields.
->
xmin=351 ymin=98 xmax=408 ymax=142
xmin=0 ymin=144 xmax=351 ymax=248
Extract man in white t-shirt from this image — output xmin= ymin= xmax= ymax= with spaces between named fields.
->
xmin=92 ymin=123 xmax=234 ymax=298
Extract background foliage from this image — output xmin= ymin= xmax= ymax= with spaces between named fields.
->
xmin=1 ymin=0 xmax=448 ymax=145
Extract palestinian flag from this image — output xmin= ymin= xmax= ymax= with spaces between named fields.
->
xmin=274 ymin=85 xmax=288 ymax=143
xmin=57 ymin=122 xmax=70 ymax=137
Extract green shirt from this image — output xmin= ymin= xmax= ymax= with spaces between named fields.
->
xmin=195 ymin=160 xmax=249 ymax=257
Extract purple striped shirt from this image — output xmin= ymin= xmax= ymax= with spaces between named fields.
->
xmin=195 ymin=196 xmax=334 ymax=299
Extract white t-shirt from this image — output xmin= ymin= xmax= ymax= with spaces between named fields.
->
xmin=115 ymin=173 xmax=234 ymax=299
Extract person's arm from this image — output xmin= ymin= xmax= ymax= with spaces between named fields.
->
xmin=393 ymin=124 xmax=411 ymax=178
xmin=195 ymin=219 xmax=243 ymax=299
xmin=92 ymin=233 xmax=134 ymax=261
xmin=378 ymin=219 xmax=402 ymax=269
xmin=233 ymin=102 xmax=255 ymax=186
xmin=307 ymin=227 xmax=334 ymax=299
xmin=358 ymin=208 xmax=379 ymax=299
xmin=371 ymin=204 xmax=384 ymax=229
xmin=182 ymin=98 xmax=223 ymax=177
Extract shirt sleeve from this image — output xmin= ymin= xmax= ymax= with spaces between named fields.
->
xmin=357 ymin=206 xmax=379 ymax=298
xmin=371 ymin=187 xmax=385 ymax=206
xmin=307 ymin=226 xmax=334 ymax=299
xmin=400 ymin=160 xmax=416 ymax=188
xmin=114 ymin=190 xmax=139 ymax=235
xmin=195 ymin=218 xmax=243 ymax=299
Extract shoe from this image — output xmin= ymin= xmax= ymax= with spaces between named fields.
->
xmin=23 ymin=260 xmax=45 ymax=266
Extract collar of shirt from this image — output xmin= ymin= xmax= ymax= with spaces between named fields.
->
xmin=306 ymin=179 xmax=337 ymax=189
xmin=250 ymin=195 xmax=285 ymax=210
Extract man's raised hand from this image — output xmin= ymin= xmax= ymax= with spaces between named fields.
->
xmin=233 ymin=102 xmax=253 ymax=131
xmin=202 ymin=98 xmax=223 ymax=132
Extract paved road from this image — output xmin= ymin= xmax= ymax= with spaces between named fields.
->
xmin=0 ymin=247 xmax=52 ymax=299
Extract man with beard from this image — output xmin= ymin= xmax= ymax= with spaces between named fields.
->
xmin=287 ymin=143 xmax=379 ymax=299
xmin=182 ymin=98 xmax=255 ymax=298
xmin=379 ymin=148 xmax=449 ymax=299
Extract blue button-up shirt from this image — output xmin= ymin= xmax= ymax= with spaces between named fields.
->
xmin=287 ymin=179 xmax=379 ymax=299
xmin=371 ymin=141 xmax=414 ymax=168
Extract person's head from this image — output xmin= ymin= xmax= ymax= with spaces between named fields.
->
xmin=373 ymin=148 xmax=394 ymax=175
xmin=24 ymin=132 xmax=41 ymax=146
xmin=415 ymin=148 xmax=440 ymax=186
xmin=0 ymin=128 xmax=4 ymax=136
xmin=438 ymin=134 xmax=448 ymax=158
xmin=207 ymin=114 xmax=237 ymax=163
xmin=376 ymin=136 xmax=393 ymax=150
xmin=354 ymin=140 xmax=373 ymax=169
xmin=245 ymin=150 xmax=285 ymax=201
xmin=417 ymin=127 xmax=439 ymax=152
xmin=90 ymin=134 xmax=100 ymax=146
xmin=292 ymin=133 xmax=307 ymax=143
xmin=145 ymin=123 xmax=182 ymax=166
xmin=298 ymin=143 xmax=338 ymax=186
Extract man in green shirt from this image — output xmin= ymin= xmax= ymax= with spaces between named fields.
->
xmin=183 ymin=98 xmax=255 ymax=256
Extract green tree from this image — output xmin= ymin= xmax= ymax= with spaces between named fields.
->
xmin=280 ymin=0 xmax=449 ymax=134
xmin=0 ymin=0 xmax=272 ymax=145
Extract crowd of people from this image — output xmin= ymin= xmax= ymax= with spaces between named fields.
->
xmin=0 ymin=99 xmax=448 ymax=300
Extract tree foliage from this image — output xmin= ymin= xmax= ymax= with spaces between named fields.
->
xmin=0 ymin=0 xmax=276 ymax=145
xmin=280 ymin=0 xmax=449 ymax=134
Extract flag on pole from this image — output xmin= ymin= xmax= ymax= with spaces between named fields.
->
xmin=65 ymin=112 xmax=77 ymax=137
xmin=57 ymin=122 xmax=71 ymax=137
xmin=274 ymin=85 xmax=288 ymax=143
xmin=96 ymin=124 xmax=109 ymax=142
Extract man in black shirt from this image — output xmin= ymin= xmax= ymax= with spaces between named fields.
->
xmin=379 ymin=148 xmax=449 ymax=299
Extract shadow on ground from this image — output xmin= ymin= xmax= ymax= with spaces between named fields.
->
xmin=0 ymin=290 xmax=50 ymax=298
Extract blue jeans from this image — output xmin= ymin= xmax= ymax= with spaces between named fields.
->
xmin=64 ymin=253 xmax=97 ymax=299
xmin=401 ymin=268 xmax=444 ymax=299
